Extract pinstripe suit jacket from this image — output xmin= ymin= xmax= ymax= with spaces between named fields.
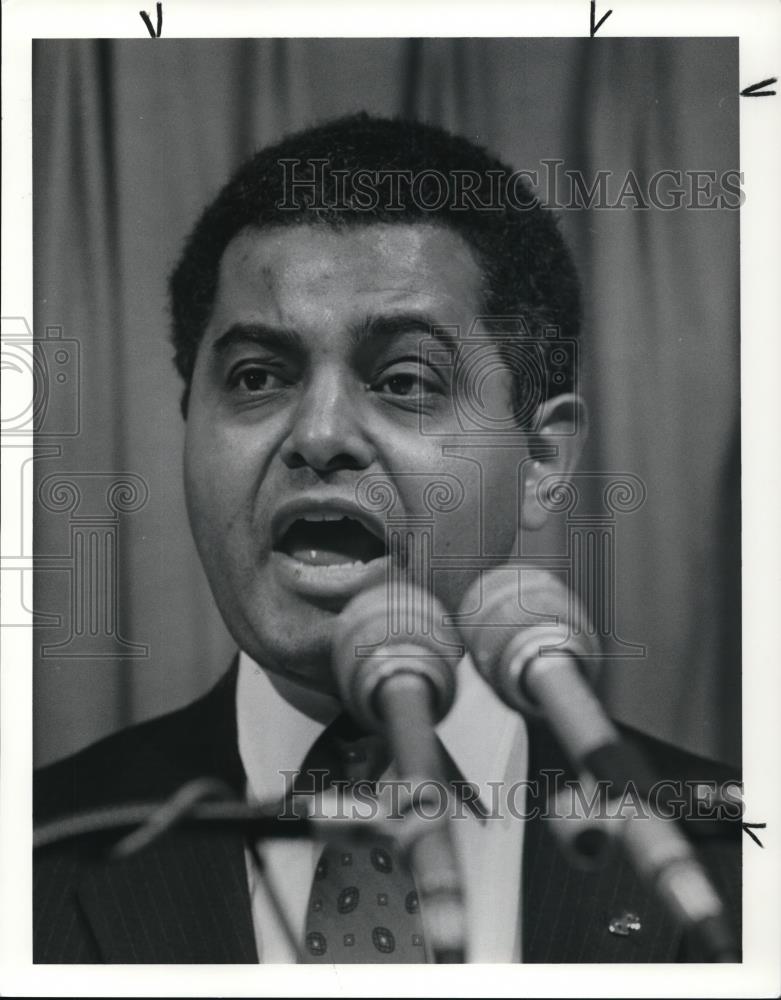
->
xmin=34 ymin=661 xmax=741 ymax=963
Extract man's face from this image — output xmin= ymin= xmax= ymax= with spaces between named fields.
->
xmin=184 ymin=222 xmax=531 ymax=693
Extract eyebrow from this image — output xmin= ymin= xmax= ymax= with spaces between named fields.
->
xmin=211 ymin=322 xmax=303 ymax=357
xmin=350 ymin=312 xmax=459 ymax=351
xmin=210 ymin=312 xmax=460 ymax=360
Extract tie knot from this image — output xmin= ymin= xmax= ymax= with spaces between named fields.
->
xmin=299 ymin=713 xmax=391 ymax=788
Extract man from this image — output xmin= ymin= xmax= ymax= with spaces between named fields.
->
xmin=33 ymin=113 xmax=741 ymax=964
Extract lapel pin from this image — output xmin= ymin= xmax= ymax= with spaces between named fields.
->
xmin=608 ymin=912 xmax=642 ymax=937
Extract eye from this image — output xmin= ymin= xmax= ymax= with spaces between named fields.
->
xmin=376 ymin=372 xmax=422 ymax=397
xmin=372 ymin=363 xmax=441 ymax=401
xmin=229 ymin=365 xmax=290 ymax=394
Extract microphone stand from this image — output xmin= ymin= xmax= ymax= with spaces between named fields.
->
xmin=376 ymin=672 xmax=466 ymax=964
xmin=33 ymin=786 xmax=419 ymax=855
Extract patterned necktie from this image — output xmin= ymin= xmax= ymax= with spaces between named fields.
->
xmin=299 ymin=714 xmax=428 ymax=963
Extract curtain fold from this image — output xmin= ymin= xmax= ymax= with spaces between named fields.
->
xmin=563 ymin=39 xmax=740 ymax=763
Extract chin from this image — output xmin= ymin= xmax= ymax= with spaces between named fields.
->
xmin=240 ymin=607 xmax=339 ymax=694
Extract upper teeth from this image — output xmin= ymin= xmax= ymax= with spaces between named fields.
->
xmin=300 ymin=513 xmax=348 ymax=522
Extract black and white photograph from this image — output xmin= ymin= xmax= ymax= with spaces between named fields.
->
xmin=2 ymin=2 xmax=780 ymax=995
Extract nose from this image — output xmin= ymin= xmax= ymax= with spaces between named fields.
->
xmin=280 ymin=367 xmax=375 ymax=473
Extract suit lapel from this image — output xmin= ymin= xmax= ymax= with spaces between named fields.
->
xmin=77 ymin=826 xmax=258 ymax=963
xmin=522 ymin=813 xmax=682 ymax=962
xmin=521 ymin=717 xmax=683 ymax=963
xmin=76 ymin=659 xmax=259 ymax=962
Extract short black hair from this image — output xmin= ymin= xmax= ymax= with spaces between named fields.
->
xmin=169 ymin=112 xmax=581 ymax=418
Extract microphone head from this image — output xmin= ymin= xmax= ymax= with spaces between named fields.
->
xmin=457 ymin=568 xmax=601 ymax=715
xmin=331 ymin=582 xmax=462 ymax=733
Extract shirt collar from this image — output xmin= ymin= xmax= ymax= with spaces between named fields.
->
xmin=236 ymin=653 xmax=339 ymax=803
xmin=437 ymin=649 xmax=528 ymax=802
xmin=237 ymin=649 xmax=524 ymax=805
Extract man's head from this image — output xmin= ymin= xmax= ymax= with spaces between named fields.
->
xmin=170 ymin=113 xmax=585 ymax=694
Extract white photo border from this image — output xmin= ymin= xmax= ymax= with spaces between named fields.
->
xmin=2 ymin=1 xmax=779 ymax=996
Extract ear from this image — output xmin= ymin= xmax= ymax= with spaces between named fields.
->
xmin=521 ymin=393 xmax=587 ymax=531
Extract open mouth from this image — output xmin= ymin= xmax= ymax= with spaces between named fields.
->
xmin=275 ymin=515 xmax=387 ymax=567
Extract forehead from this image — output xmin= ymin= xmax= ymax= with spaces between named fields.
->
xmin=208 ymin=222 xmax=485 ymax=333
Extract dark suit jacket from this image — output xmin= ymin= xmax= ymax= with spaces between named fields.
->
xmin=34 ymin=661 xmax=741 ymax=963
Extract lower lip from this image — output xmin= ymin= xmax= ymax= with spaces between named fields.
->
xmin=271 ymin=551 xmax=390 ymax=604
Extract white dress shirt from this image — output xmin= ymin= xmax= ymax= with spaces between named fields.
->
xmin=237 ymin=650 xmax=529 ymax=963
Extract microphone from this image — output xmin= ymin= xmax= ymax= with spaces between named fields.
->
xmin=458 ymin=567 xmax=739 ymax=963
xmin=331 ymin=582 xmax=466 ymax=963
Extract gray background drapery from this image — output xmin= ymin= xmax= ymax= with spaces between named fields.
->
xmin=32 ymin=38 xmax=740 ymax=766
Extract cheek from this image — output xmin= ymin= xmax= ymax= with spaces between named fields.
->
xmin=183 ymin=436 xmax=219 ymax=565
xmin=483 ymin=456 xmax=523 ymax=547
xmin=183 ymin=417 xmax=249 ymax=563
xmin=436 ymin=453 xmax=520 ymax=559
xmin=378 ymin=438 xmax=521 ymax=549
